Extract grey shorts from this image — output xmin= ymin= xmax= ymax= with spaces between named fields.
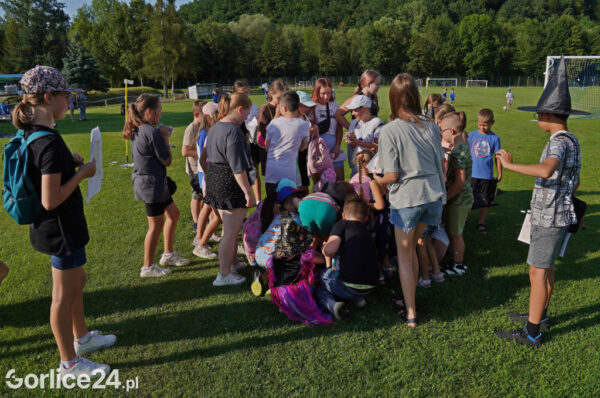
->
xmin=526 ymin=225 xmax=568 ymax=269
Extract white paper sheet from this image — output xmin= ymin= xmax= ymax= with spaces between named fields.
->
xmin=86 ymin=127 xmax=103 ymax=203
xmin=366 ymin=152 xmax=381 ymax=174
xmin=518 ymin=210 xmax=531 ymax=244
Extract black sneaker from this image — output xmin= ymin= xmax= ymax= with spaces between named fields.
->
xmin=496 ymin=328 xmax=543 ymax=347
xmin=442 ymin=264 xmax=457 ymax=276
xmin=333 ymin=302 xmax=350 ymax=321
xmin=452 ymin=262 xmax=467 ymax=275
xmin=507 ymin=312 xmax=551 ymax=331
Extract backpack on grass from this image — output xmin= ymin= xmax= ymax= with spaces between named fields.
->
xmin=3 ymin=129 xmax=53 ymax=224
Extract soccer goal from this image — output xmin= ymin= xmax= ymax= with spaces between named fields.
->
xmin=466 ymin=79 xmax=488 ymax=88
xmin=426 ymin=78 xmax=458 ymax=89
xmin=414 ymin=79 xmax=423 ymax=87
xmin=545 ymin=55 xmax=600 ymax=117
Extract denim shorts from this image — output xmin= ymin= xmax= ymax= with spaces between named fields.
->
xmin=390 ymin=199 xmax=443 ymax=232
xmin=50 ymin=235 xmax=87 ymax=270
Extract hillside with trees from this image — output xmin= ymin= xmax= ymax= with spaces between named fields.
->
xmin=0 ymin=0 xmax=598 ymax=89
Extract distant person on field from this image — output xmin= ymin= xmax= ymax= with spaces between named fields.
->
xmin=68 ymin=92 xmax=76 ymax=122
xmin=468 ymin=109 xmax=502 ymax=233
xmin=496 ymin=56 xmax=583 ymax=347
xmin=449 ymin=88 xmax=456 ymax=105
xmin=182 ymin=100 xmax=207 ymax=233
xmin=212 ymin=88 xmax=220 ymax=104
xmin=77 ymin=91 xmax=86 ymax=121
xmin=12 ymin=66 xmax=115 ymax=378
xmin=505 ymin=88 xmax=514 ymax=110
xmin=439 ymin=112 xmax=473 ymax=277
xmin=124 ymin=94 xmax=190 ymax=278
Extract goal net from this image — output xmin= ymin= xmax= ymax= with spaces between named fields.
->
xmin=426 ymin=78 xmax=458 ymax=89
xmin=545 ymin=56 xmax=600 ymax=116
xmin=466 ymin=79 xmax=488 ymax=88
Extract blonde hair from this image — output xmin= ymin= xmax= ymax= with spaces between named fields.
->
xmin=12 ymin=93 xmax=49 ymax=130
xmin=217 ymin=92 xmax=252 ymax=120
xmin=123 ymin=93 xmax=161 ymax=140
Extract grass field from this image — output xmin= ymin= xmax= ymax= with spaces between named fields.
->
xmin=0 ymin=86 xmax=599 ymax=397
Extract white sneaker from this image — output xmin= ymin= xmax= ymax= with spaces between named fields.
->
xmin=193 ymin=245 xmax=217 ymax=259
xmin=231 ymin=261 xmax=246 ymax=273
xmin=237 ymin=245 xmax=245 ymax=255
xmin=213 ymin=272 xmax=246 ymax=286
xmin=159 ymin=252 xmax=190 ymax=267
xmin=74 ymin=331 xmax=117 ymax=356
xmin=210 ymin=234 xmax=221 ymax=242
xmin=192 ymin=236 xmax=198 ymax=247
xmin=140 ymin=264 xmax=171 ymax=277
xmin=58 ymin=357 xmax=110 ymax=379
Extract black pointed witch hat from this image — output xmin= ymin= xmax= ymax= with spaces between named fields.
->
xmin=518 ymin=56 xmax=590 ymax=115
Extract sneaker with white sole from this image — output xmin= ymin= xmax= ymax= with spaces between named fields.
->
xmin=192 ymin=236 xmax=198 ymax=247
xmin=417 ymin=278 xmax=432 ymax=288
xmin=58 ymin=357 xmax=110 ymax=379
xmin=333 ymin=302 xmax=350 ymax=320
xmin=210 ymin=234 xmax=221 ymax=242
xmin=74 ymin=331 xmax=117 ymax=356
xmin=213 ymin=272 xmax=246 ymax=286
xmin=140 ymin=264 xmax=171 ymax=277
xmin=193 ymin=245 xmax=217 ymax=259
xmin=231 ymin=261 xmax=246 ymax=273
xmin=159 ymin=252 xmax=190 ymax=267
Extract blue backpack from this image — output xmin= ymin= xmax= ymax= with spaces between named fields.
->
xmin=3 ymin=129 xmax=54 ymax=224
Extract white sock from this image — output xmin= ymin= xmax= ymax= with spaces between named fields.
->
xmin=163 ymin=252 xmax=173 ymax=257
xmin=75 ymin=332 xmax=91 ymax=345
xmin=60 ymin=356 xmax=80 ymax=370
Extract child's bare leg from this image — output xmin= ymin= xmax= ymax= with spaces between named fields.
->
xmin=195 ymin=204 xmax=212 ymax=243
xmin=252 ymin=177 xmax=261 ymax=203
xmin=199 ymin=207 xmax=222 ymax=247
xmin=163 ymin=202 xmax=180 ymax=253
xmin=433 ymin=239 xmax=448 ymax=263
xmin=417 ymin=237 xmax=431 ymax=281
xmin=51 ymin=267 xmax=86 ymax=361
xmin=450 ymin=235 xmax=465 ymax=263
xmin=145 ymin=215 xmax=165 ymax=266
xmin=70 ymin=269 xmax=88 ymax=339
xmin=478 ymin=207 xmax=489 ymax=226
xmin=426 ymin=240 xmax=442 ymax=275
xmin=191 ymin=197 xmax=202 ymax=225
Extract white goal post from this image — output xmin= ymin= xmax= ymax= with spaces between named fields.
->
xmin=466 ymin=79 xmax=488 ymax=88
xmin=426 ymin=77 xmax=458 ymax=89
xmin=544 ymin=55 xmax=600 ymax=116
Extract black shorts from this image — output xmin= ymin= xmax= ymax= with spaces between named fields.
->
xmin=145 ymin=196 xmax=174 ymax=217
xmin=471 ymin=178 xmax=497 ymax=208
xmin=250 ymin=143 xmax=267 ymax=177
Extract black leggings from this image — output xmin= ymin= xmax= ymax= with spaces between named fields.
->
xmin=144 ymin=196 xmax=174 ymax=217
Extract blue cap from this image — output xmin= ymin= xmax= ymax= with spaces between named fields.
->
xmin=276 ymin=178 xmax=306 ymax=203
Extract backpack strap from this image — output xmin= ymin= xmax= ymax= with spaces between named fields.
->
xmin=25 ymin=130 xmax=54 ymax=145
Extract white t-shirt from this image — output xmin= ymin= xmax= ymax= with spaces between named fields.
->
xmin=506 ymin=92 xmax=514 ymax=103
xmin=265 ymin=117 xmax=310 ymax=184
xmin=314 ymin=101 xmax=339 ymax=136
xmin=348 ymin=117 xmax=383 ymax=154
xmin=245 ymin=104 xmax=259 ymax=142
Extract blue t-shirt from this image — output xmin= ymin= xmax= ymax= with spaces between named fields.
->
xmin=196 ymin=128 xmax=207 ymax=184
xmin=442 ymin=92 xmax=447 ymax=102
xmin=468 ymin=130 xmax=501 ymax=180
xmin=449 ymin=92 xmax=455 ymax=101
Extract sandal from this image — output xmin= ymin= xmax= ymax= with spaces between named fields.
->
xmin=396 ymin=308 xmax=417 ymax=328
xmin=477 ymin=223 xmax=488 ymax=234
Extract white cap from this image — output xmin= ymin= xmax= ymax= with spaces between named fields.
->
xmin=346 ymin=95 xmax=372 ymax=110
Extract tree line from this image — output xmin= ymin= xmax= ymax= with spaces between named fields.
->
xmin=0 ymin=0 xmax=598 ymax=92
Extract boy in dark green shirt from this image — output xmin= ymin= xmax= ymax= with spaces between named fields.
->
xmin=440 ymin=112 xmax=473 ymax=276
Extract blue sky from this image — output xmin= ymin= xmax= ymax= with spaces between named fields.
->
xmin=62 ymin=0 xmax=192 ymax=17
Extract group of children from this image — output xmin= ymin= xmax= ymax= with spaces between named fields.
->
xmin=3 ymin=59 xmax=582 ymax=380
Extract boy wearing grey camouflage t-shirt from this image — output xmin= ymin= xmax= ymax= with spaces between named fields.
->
xmin=495 ymin=113 xmax=581 ymax=346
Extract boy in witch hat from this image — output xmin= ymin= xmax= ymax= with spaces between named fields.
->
xmin=495 ymin=56 xmax=588 ymax=347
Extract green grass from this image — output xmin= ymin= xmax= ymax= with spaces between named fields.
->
xmin=1 ymin=87 xmax=599 ymax=397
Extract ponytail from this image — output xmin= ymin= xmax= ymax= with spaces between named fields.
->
xmin=217 ymin=92 xmax=252 ymax=121
xmin=457 ymin=111 xmax=467 ymax=132
xmin=12 ymin=94 xmax=47 ymax=130
xmin=122 ymin=93 xmax=160 ymax=140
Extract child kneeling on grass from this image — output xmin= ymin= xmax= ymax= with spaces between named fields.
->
xmin=316 ymin=198 xmax=379 ymax=320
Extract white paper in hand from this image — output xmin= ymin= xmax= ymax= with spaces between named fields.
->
xmin=366 ymin=152 xmax=381 ymax=174
xmin=517 ymin=210 xmax=531 ymax=244
xmin=86 ymin=127 xmax=103 ymax=203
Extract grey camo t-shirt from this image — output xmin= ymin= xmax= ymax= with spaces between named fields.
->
xmin=530 ymin=131 xmax=581 ymax=228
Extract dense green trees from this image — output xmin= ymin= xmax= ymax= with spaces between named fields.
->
xmin=0 ymin=0 xmax=598 ymax=87
xmin=61 ymin=36 xmax=109 ymax=91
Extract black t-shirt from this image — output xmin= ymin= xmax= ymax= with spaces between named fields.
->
xmin=25 ymin=125 xmax=89 ymax=255
xmin=330 ymin=219 xmax=378 ymax=286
